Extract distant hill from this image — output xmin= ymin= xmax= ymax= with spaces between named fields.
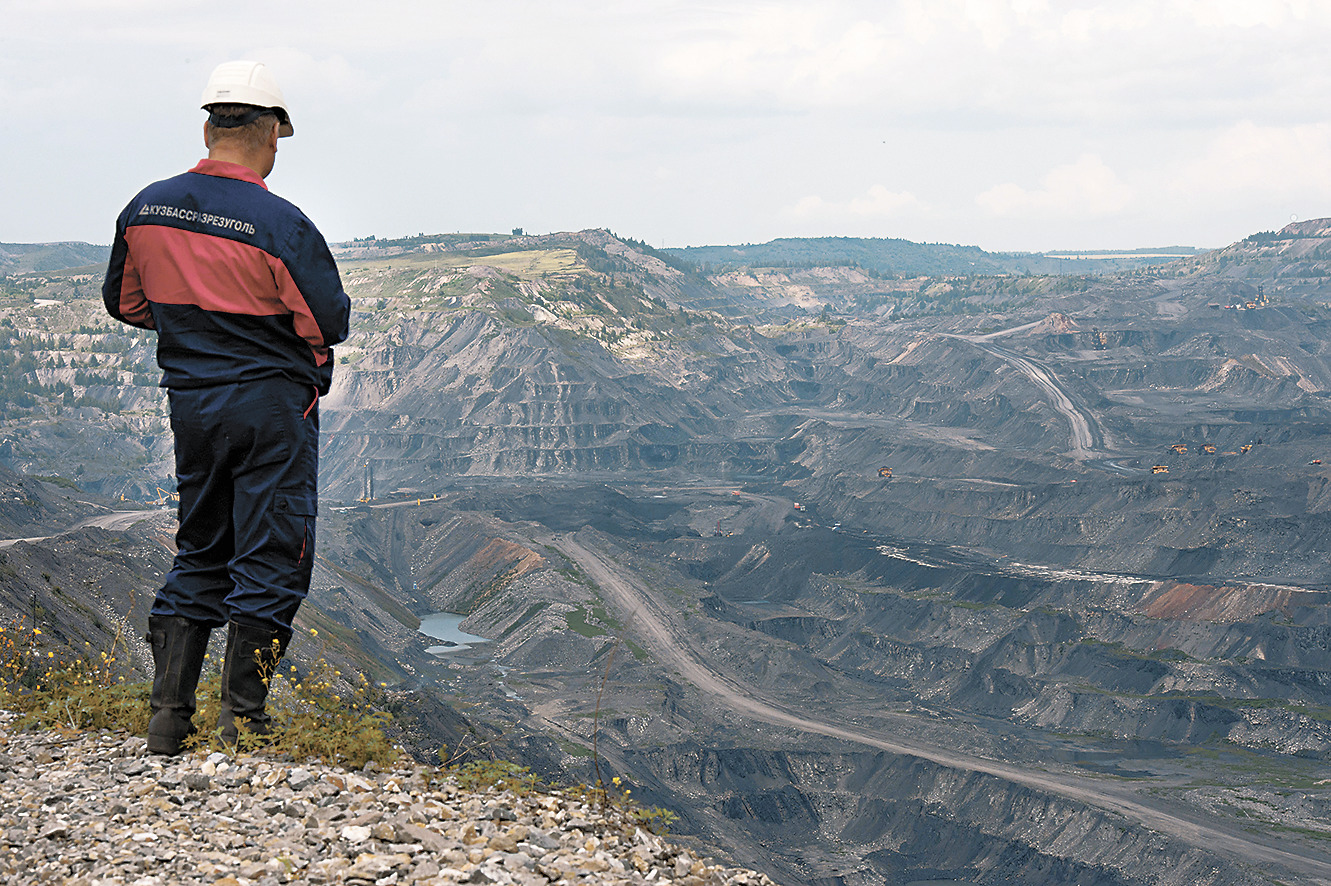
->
xmin=0 ymin=235 xmax=1207 ymax=278
xmin=666 ymin=236 xmax=1203 ymax=276
xmin=9 ymin=223 xmax=1331 ymax=885
xmin=0 ymin=242 xmax=109 ymax=275
xmin=1173 ymin=217 xmax=1331 ymax=281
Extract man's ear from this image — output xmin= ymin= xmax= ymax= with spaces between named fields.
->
xmin=203 ymin=120 xmax=212 ymax=150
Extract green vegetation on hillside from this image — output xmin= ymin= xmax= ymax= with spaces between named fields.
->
xmin=0 ymin=242 xmax=109 ymax=275
xmin=667 ymin=236 xmax=1197 ymax=277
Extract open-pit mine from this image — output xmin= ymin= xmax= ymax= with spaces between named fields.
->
xmin=3 ymin=223 xmax=1331 ymax=884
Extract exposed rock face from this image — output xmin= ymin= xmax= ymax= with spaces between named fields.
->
xmin=275 ymin=495 xmax=1331 ymax=885
xmin=10 ymin=226 xmax=1331 ymax=585
xmin=8 ymin=225 xmax=1331 ymax=883
xmin=0 ymin=460 xmax=100 ymax=538
xmin=634 ymin=744 xmax=1266 ymax=886
xmin=1138 ymin=580 xmax=1319 ymax=621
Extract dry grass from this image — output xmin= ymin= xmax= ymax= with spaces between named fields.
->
xmin=0 ymin=620 xmax=396 ymax=767
xmin=341 ymin=248 xmax=584 ymax=279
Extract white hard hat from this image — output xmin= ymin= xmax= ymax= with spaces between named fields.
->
xmin=201 ymin=60 xmax=294 ymax=137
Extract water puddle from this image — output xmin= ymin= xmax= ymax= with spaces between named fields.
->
xmin=418 ymin=612 xmax=490 ymax=655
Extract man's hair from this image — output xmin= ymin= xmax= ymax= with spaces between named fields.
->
xmin=204 ymin=103 xmax=279 ymax=152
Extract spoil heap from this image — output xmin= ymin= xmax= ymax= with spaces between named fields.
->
xmin=0 ymin=713 xmax=773 ymax=886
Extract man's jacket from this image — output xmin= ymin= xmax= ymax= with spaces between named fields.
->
xmin=103 ymin=159 xmax=350 ymax=394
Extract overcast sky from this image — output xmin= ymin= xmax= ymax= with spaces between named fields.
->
xmin=4 ymin=0 xmax=1331 ymax=252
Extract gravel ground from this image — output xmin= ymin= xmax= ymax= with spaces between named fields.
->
xmin=0 ymin=713 xmax=775 ymax=886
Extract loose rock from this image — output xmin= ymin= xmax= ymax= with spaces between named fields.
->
xmin=0 ymin=711 xmax=776 ymax=886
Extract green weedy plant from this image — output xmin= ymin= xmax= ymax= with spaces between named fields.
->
xmin=551 ymin=635 xmax=678 ymax=834
xmin=447 ymin=759 xmax=542 ymax=795
xmin=0 ymin=620 xmax=397 ymax=768
xmin=563 ymin=775 xmax=679 ymax=834
xmin=430 ymin=634 xmax=679 ymax=835
xmin=0 ymin=618 xmax=149 ymax=734
xmin=1 ymin=620 xmax=676 ymax=831
xmin=441 ymin=758 xmax=678 ymax=835
xmin=192 ymin=628 xmax=398 ymax=768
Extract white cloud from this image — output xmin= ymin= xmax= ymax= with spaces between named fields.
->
xmin=244 ymin=50 xmax=380 ymax=104
xmin=1183 ymin=0 xmax=1313 ymax=29
xmin=648 ymin=10 xmax=897 ymax=112
xmin=848 ymin=185 xmax=925 ymax=216
xmin=781 ymin=185 xmax=925 ymax=222
xmin=1169 ymin=121 xmax=1331 ymax=201
xmin=9 ymin=0 xmax=1331 ymax=247
xmin=976 ymin=154 xmax=1133 ymax=219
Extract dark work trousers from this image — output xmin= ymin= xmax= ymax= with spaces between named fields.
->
xmin=152 ymin=378 xmax=319 ymax=632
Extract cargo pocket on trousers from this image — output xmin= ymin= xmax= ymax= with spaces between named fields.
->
xmin=273 ymin=490 xmax=317 ymax=572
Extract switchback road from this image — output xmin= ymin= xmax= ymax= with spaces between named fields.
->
xmin=943 ymin=332 xmax=1101 ymax=459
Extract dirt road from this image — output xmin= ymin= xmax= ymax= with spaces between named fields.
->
xmin=1152 ymin=280 xmax=1188 ymax=320
xmin=942 ymin=330 xmax=1102 ymax=459
xmin=553 ymin=533 xmax=1331 ymax=884
xmin=971 ymin=340 xmax=1098 ymax=457
xmin=0 ymin=508 xmax=169 ymax=549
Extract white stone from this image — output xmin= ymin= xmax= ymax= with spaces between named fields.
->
xmin=341 ymin=824 xmax=373 ymax=843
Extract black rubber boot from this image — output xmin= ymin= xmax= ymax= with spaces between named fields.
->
xmin=218 ymin=621 xmax=291 ymax=744
xmin=145 ymin=616 xmax=212 ymax=755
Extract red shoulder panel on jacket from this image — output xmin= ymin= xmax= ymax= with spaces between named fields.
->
xmin=125 ymin=225 xmax=286 ymax=317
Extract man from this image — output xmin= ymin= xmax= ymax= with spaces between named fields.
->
xmin=103 ymin=60 xmax=351 ymax=755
